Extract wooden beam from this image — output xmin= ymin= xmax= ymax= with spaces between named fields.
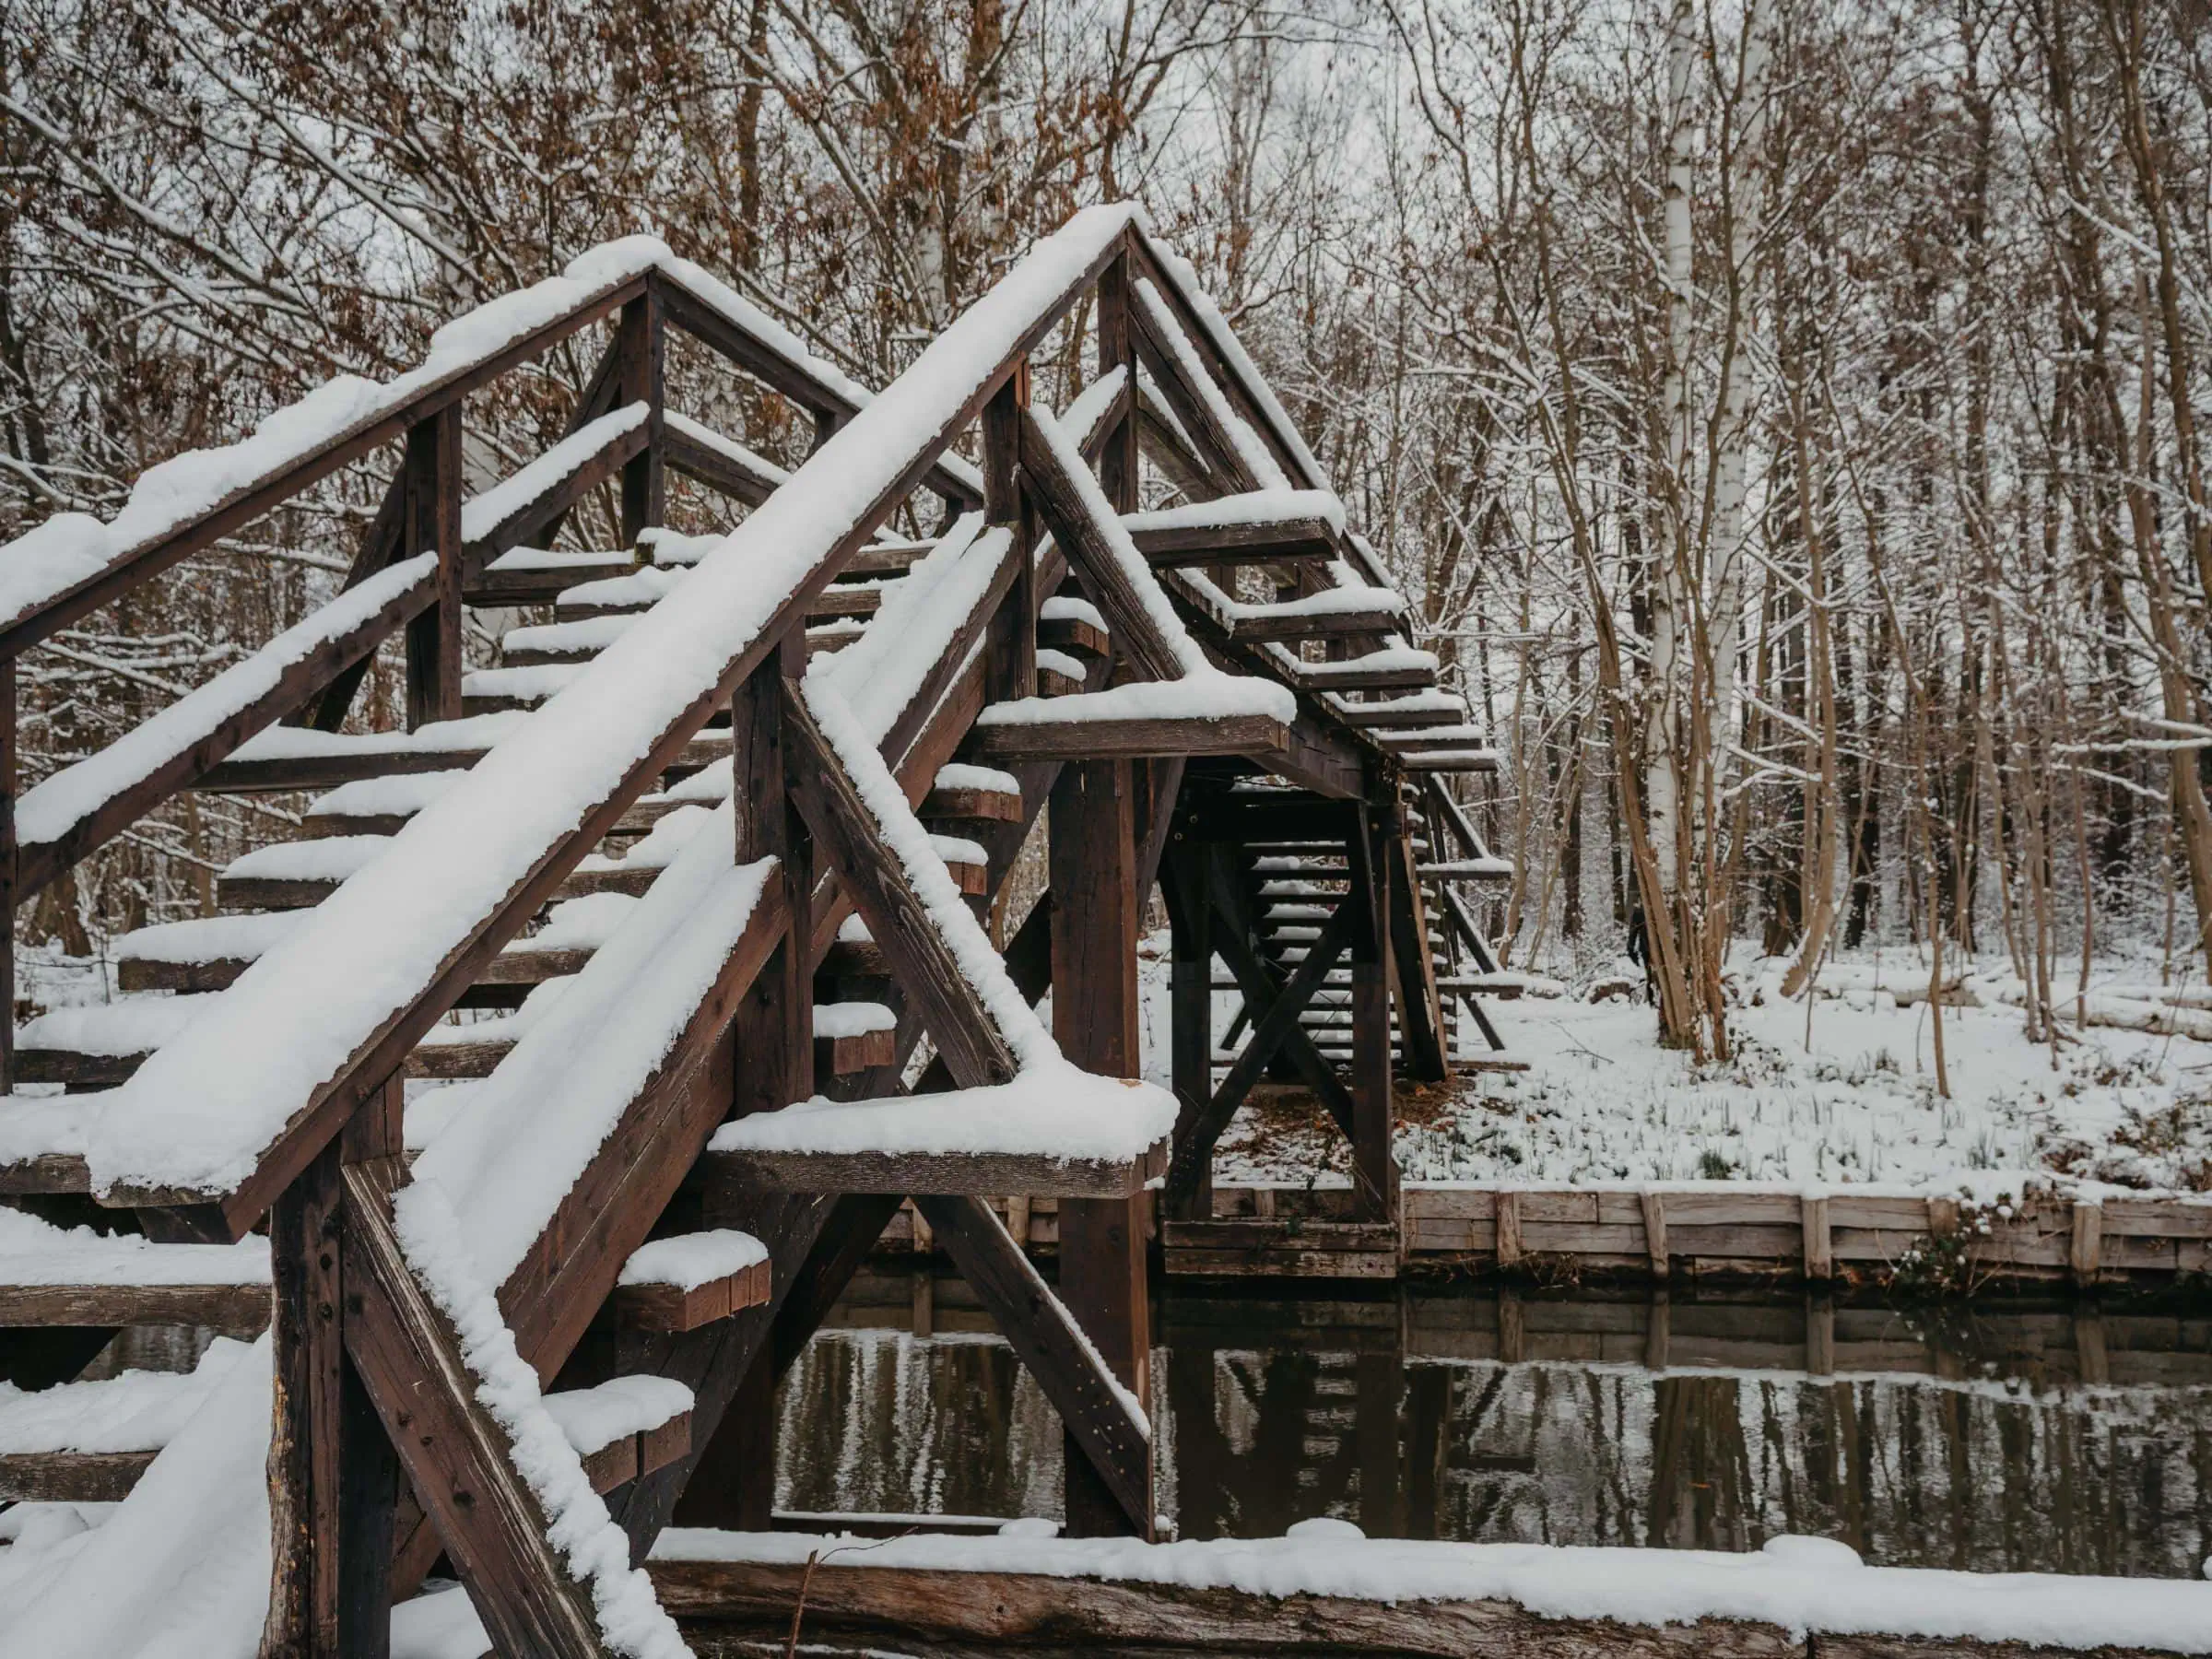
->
xmin=1015 ymin=403 xmax=1187 ymax=683
xmin=663 ymin=419 xmax=783 ymax=507
xmin=342 ymin=1159 xmax=616 ymax=1659
xmin=1346 ymin=811 xmax=1398 ymax=1221
xmin=912 ymin=1194 xmax=1152 ymax=1535
xmin=1127 ymin=512 xmax=1337 ymax=568
xmin=1385 ymin=828 xmax=1449 ymax=1084
xmin=971 ymin=708 xmax=1289 ymax=763
xmin=705 ymin=1138 xmax=1167 ymax=1199
xmin=781 ymin=680 xmax=1018 ymax=1089
xmin=402 ymin=406 xmax=464 ymax=730
xmin=616 ymin=291 xmax=665 ymax=544
xmin=264 ymin=1141 xmax=347 ymax=1657
xmin=1163 ymin=841 xmax=1214 ymax=1224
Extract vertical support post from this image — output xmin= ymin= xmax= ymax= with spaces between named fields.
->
xmin=1347 ymin=803 xmax=1398 ymax=1222
xmin=403 ymin=405 xmax=464 ymax=730
xmin=1096 ymin=249 xmax=1141 ymax=514
xmin=265 ymin=1142 xmax=344 ymax=1658
xmin=0 ymin=655 xmax=14 ymax=1095
xmin=1165 ymin=838 xmax=1213 ymax=1224
xmin=982 ymin=359 xmax=1036 ymax=704
xmin=684 ymin=631 xmax=813 ymax=1530
xmin=265 ymin=1074 xmax=404 ymax=1659
xmin=618 ymin=285 xmax=666 ymax=546
xmin=1050 ymin=758 xmax=1153 ymax=1539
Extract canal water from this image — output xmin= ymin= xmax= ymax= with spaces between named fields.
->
xmin=777 ymin=1268 xmax=2212 ymax=1578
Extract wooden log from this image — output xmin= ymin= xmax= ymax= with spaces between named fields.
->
xmin=645 ymin=1555 xmax=1799 ymax=1656
xmin=341 ymin=1159 xmax=616 ymax=1659
xmin=0 ymin=1449 xmax=159 ymax=1502
xmin=2071 ymin=1200 xmax=2103 ymax=1283
xmin=1495 ymin=1190 xmax=1524 ymax=1269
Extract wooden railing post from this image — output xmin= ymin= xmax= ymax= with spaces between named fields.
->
xmin=403 ymin=406 xmax=464 ymax=729
xmin=2 ymin=653 xmax=15 ymax=1095
xmin=1096 ymin=249 xmax=1141 ymax=516
xmin=618 ymin=286 xmax=666 ymax=545
xmin=982 ymin=359 xmax=1035 ymax=704
xmin=678 ymin=630 xmax=814 ymax=1530
xmin=265 ymin=1075 xmax=403 ymax=1657
xmin=1347 ymin=799 xmax=1399 ymax=1222
xmin=1050 ymin=756 xmax=1154 ymax=1539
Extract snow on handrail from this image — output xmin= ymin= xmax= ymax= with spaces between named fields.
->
xmin=0 ymin=238 xmax=971 ymax=652
xmin=82 ymin=203 xmax=1143 ymax=1207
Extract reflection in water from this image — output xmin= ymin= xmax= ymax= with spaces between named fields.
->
xmin=777 ymin=1275 xmax=2212 ymax=1576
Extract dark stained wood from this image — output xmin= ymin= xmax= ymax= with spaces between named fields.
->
xmin=1204 ymin=855 xmax=1359 ymax=1140
xmin=1096 ymin=252 xmax=1141 ymax=514
xmin=341 ymin=1158 xmax=616 ymax=1659
xmin=923 ymin=783 xmax=1023 ymax=823
xmin=611 ymin=1257 xmax=771 ymax=1334
xmin=781 ymin=680 xmax=1018 ymax=1089
xmin=12 ymin=1046 xmax=147 ymax=1088
xmin=463 ymin=551 xmax=638 ymax=606
xmin=815 ymin=1023 xmax=896 ymax=1075
xmin=1164 ymin=841 xmax=1214 ymax=1224
xmin=1346 ymin=812 xmax=1398 ymax=1221
xmin=1038 ymin=613 xmax=1112 ymax=658
xmin=468 ymin=418 xmax=652 ymax=572
xmin=301 ymin=469 xmax=410 ymax=734
xmin=1338 ymin=698 xmax=1475 ymax=730
xmin=663 ymin=421 xmax=782 ymax=507
xmin=1386 ymin=827 xmax=1450 ymax=1083
xmin=1226 ymin=605 xmax=1407 ymax=643
xmin=1047 ymin=758 xmax=1153 ymax=1540
xmin=1288 ymin=656 xmax=1438 ymax=693
xmin=1127 ymin=512 xmax=1338 ymax=567
xmin=617 ymin=291 xmax=666 ymax=544
xmin=705 ymin=1136 xmax=1168 ymax=1199
xmin=1124 ymin=289 xmax=1260 ymax=493
xmin=971 ymin=709 xmax=1290 ymax=763
xmin=0 ymin=659 xmax=12 ymax=1093
xmin=912 ymin=1194 xmax=1152 ymax=1535
xmin=403 ymin=406 xmax=465 ymax=731
xmin=194 ymin=741 xmax=495 ymax=794
xmin=264 ymin=1142 xmax=347 ymax=1657
xmin=768 ymin=1193 xmax=908 ymax=1379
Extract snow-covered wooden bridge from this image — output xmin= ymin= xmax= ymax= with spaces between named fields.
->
xmin=0 ymin=206 xmax=1514 ymax=1654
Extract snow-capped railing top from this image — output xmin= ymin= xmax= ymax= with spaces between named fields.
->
xmin=0 ymin=237 xmax=981 ymax=657
xmin=84 ymin=204 xmax=1144 ymax=1223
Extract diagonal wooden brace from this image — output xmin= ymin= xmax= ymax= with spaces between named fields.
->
xmin=340 ymin=1159 xmax=614 ymax=1659
xmin=910 ymin=1194 xmax=1153 ymax=1535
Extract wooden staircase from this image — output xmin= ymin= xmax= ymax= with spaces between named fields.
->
xmin=0 ymin=208 xmax=1512 ymax=1657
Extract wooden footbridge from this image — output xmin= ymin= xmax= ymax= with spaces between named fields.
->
xmin=0 ymin=207 xmax=1511 ymax=1655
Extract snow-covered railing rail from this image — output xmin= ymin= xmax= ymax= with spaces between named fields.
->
xmin=78 ymin=204 xmax=1140 ymax=1233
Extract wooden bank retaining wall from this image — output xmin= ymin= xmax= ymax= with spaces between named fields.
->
xmin=872 ymin=1182 xmax=2212 ymax=1286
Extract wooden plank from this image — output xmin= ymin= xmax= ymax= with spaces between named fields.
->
xmin=2071 ymin=1200 xmax=2104 ymax=1282
xmin=403 ymin=406 xmax=465 ymax=729
xmin=612 ymin=1258 xmax=771 ymax=1334
xmin=1803 ymin=1194 xmax=1832 ymax=1279
xmin=781 ymin=679 xmax=1018 ymax=1090
xmin=645 ymin=1555 xmax=1797 ymax=1656
xmin=1385 ymin=827 xmax=1448 ymax=1083
xmin=341 ymin=1159 xmax=616 ymax=1659
xmin=0 ymin=1280 xmax=269 ymax=1334
xmin=264 ymin=1140 xmax=346 ymax=1657
xmin=912 ymin=1194 xmax=1152 ymax=1536
xmin=1642 ymin=1190 xmax=1669 ymax=1277
xmin=707 ymin=1137 xmax=1168 ymax=1199
xmin=0 ymin=1449 xmax=159 ymax=1502
xmin=1127 ymin=512 xmax=1338 ymax=567
xmin=1496 ymin=1190 xmax=1524 ymax=1268
xmin=971 ymin=708 xmax=1291 ymax=762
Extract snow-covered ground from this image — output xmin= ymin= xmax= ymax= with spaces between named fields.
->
xmin=1136 ymin=938 xmax=2212 ymax=1195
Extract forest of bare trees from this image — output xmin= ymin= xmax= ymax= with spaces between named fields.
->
xmin=5 ymin=0 xmax=2208 ymax=1060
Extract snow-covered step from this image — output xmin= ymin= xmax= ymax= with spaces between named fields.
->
xmin=1398 ymin=746 xmax=1502 ymax=773
xmin=194 ymin=712 xmax=524 ymax=793
xmin=1037 ymin=595 xmax=1109 ymax=659
xmin=1328 ymin=690 xmax=1471 ymax=729
xmin=922 ymin=763 xmax=1022 ymax=825
xmin=1219 ymin=586 xmax=1406 ymax=643
xmin=557 ymin=562 xmax=685 ymax=618
xmin=15 ymin=994 xmax=218 ymax=1088
xmin=461 ymin=662 xmax=585 ymax=716
xmin=814 ymin=1001 xmax=896 ymax=1075
xmin=1036 ymin=647 xmax=1086 ymax=698
xmin=0 ymin=1207 xmax=269 ymax=1334
xmin=300 ymin=769 xmax=468 ymax=838
xmin=465 ymin=545 xmax=635 ymax=606
xmin=542 ymin=1375 xmax=692 ymax=1493
xmin=844 ymin=535 xmax=936 ymax=578
xmin=500 ymin=610 xmax=640 ymax=667
xmin=1285 ymin=644 xmax=1438 ymax=694
xmin=610 ymin=1230 xmax=771 ymax=1332
xmin=807 ymin=580 xmax=895 ymax=621
xmin=217 ymin=833 xmax=391 ymax=910
xmin=0 ymin=1335 xmax=253 ymax=1502
xmin=931 ymin=833 xmax=989 ymax=898
xmin=113 ymin=911 xmax=302 ymax=994
xmin=408 ymin=980 xmax=572 ymax=1079
xmin=558 ymin=804 xmax=714 ymax=900
xmin=806 ymin=618 xmax=870 ymax=658
xmin=1416 ymin=857 xmax=1513 ymax=882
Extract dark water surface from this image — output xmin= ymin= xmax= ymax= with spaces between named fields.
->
xmin=776 ymin=1269 xmax=2212 ymax=1577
